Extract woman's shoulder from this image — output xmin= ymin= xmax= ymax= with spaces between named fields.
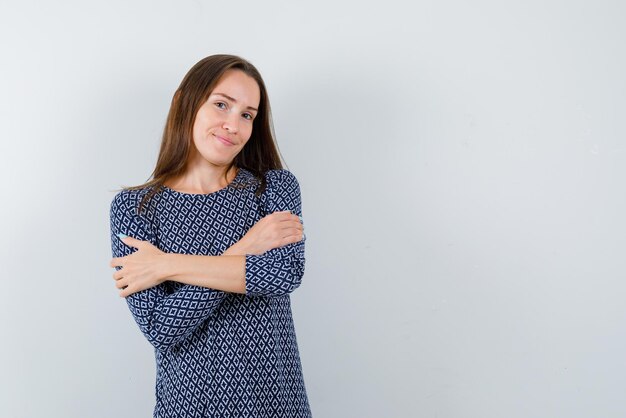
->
xmin=263 ymin=168 xmax=301 ymax=189
xmin=110 ymin=186 xmax=155 ymax=215
xmin=238 ymin=168 xmax=301 ymax=194
xmin=254 ymin=169 xmax=303 ymax=213
xmin=257 ymin=169 xmax=302 ymax=210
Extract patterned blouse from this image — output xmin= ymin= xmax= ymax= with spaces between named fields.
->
xmin=109 ymin=168 xmax=312 ymax=418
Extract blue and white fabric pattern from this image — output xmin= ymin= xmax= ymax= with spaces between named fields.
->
xmin=110 ymin=168 xmax=312 ymax=418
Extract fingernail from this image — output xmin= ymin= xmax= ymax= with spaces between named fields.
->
xmin=117 ymin=233 xmax=128 ymax=239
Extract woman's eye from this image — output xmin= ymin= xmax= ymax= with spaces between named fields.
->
xmin=243 ymin=113 xmax=254 ymax=120
xmin=215 ymin=102 xmax=227 ymax=109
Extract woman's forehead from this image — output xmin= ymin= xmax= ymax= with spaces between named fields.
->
xmin=210 ymin=70 xmax=260 ymax=107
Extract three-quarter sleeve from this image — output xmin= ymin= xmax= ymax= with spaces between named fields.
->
xmin=245 ymin=170 xmax=306 ymax=297
xmin=110 ymin=193 xmax=226 ymax=352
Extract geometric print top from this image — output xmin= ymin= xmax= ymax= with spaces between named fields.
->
xmin=109 ymin=168 xmax=312 ymax=418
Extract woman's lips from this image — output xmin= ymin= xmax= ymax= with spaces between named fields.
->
xmin=214 ymin=134 xmax=234 ymax=146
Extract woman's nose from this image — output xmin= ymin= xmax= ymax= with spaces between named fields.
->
xmin=222 ymin=113 xmax=239 ymax=133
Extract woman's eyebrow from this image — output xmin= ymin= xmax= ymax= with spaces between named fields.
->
xmin=212 ymin=92 xmax=258 ymax=112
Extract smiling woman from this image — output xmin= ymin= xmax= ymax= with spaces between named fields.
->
xmin=109 ymin=55 xmax=311 ymax=418
xmin=183 ymin=70 xmax=260 ymax=180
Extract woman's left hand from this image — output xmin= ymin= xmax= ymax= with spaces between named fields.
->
xmin=110 ymin=236 xmax=169 ymax=297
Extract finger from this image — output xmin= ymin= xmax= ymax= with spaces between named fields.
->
xmin=113 ymin=268 xmax=127 ymax=280
xmin=270 ymin=221 xmax=302 ymax=239
xmin=282 ymin=227 xmax=305 ymax=242
xmin=281 ymin=219 xmax=304 ymax=231
xmin=276 ymin=215 xmax=303 ymax=228
xmin=279 ymin=231 xmax=305 ymax=246
xmin=118 ymin=235 xmax=143 ymax=248
xmin=271 ymin=211 xmax=298 ymax=220
xmin=292 ymin=226 xmax=305 ymax=241
xmin=286 ymin=213 xmax=301 ymax=223
xmin=289 ymin=227 xmax=305 ymax=240
xmin=291 ymin=213 xmax=303 ymax=224
xmin=114 ymin=270 xmax=125 ymax=280
xmin=120 ymin=284 xmax=135 ymax=298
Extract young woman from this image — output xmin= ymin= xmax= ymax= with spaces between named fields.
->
xmin=109 ymin=54 xmax=312 ymax=418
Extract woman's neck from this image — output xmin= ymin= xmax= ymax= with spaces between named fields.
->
xmin=164 ymin=164 xmax=237 ymax=195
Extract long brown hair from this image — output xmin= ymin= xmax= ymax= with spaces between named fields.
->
xmin=119 ymin=54 xmax=284 ymax=214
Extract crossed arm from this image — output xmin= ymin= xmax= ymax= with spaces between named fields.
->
xmin=110 ymin=210 xmax=304 ymax=297
xmin=109 ymin=170 xmax=306 ymax=351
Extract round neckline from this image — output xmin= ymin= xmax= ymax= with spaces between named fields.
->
xmin=161 ymin=168 xmax=246 ymax=197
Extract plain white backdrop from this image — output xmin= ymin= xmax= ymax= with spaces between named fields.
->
xmin=1 ymin=1 xmax=625 ymax=417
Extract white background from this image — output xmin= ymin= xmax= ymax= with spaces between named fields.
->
xmin=1 ymin=1 xmax=625 ymax=417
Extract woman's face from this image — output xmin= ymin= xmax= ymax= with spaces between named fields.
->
xmin=191 ymin=69 xmax=261 ymax=167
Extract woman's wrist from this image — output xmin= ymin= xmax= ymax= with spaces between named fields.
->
xmin=156 ymin=252 xmax=247 ymax=293
xmin=159 ymin=253 xmax=178 ymax=282
xmin=223 ymin=240 xmax=248 ymax=256
xmin=160 ymin=244 xmax=247 ymax=285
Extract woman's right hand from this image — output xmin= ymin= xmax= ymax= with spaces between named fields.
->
xmin=223 ymin=210 xmax=304 ymax=256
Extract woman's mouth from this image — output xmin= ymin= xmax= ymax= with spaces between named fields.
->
xmin=214 ymin=134 xmax=234 ymax=146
